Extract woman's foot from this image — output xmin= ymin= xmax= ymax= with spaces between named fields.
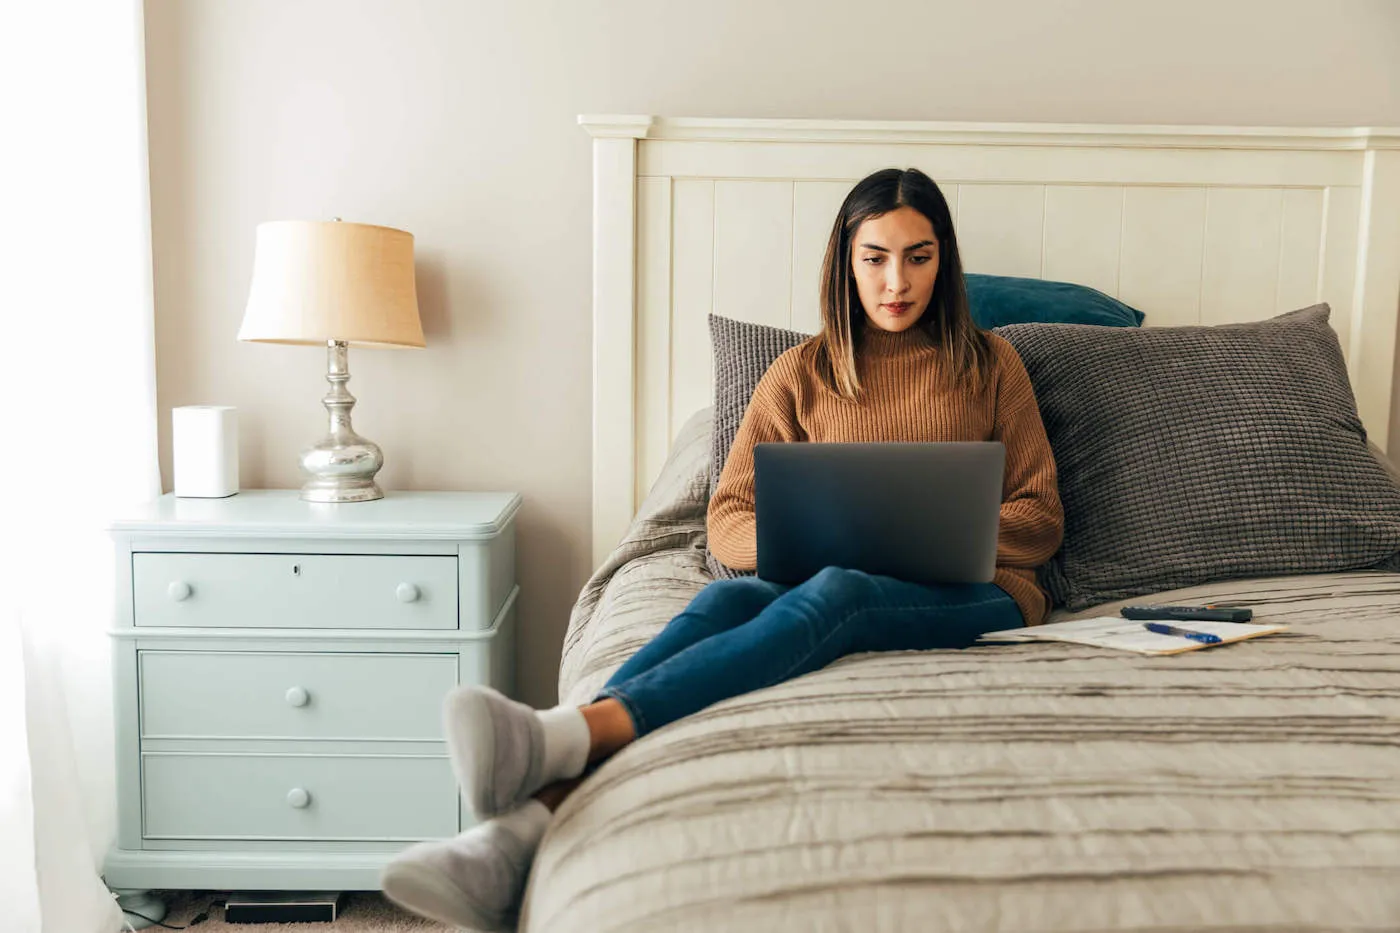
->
xmin=443 ymin=686 xmax=590 ymax=820
xmin=380 ymin=800 xmax=551 ymax=932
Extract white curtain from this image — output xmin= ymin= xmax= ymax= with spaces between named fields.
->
xmin=0 ymin=1 xmax=162 ymax=932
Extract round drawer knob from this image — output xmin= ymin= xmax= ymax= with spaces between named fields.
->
xmin=396 ymin=582 xmax=421 ymax=603
xmin=167 ymin=581 xmax=192 ymax=602
xmin=286 ymin=787 xmax=311 ymax=809
xmin=285 ymin=686 xmax=310 ymax=708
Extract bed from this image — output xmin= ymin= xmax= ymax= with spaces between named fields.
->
xmin=518 ymin=116 xmax=1400 ymax=930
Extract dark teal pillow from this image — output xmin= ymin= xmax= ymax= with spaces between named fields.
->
xmin=967 ymin=273 xmax=1145 ymax=328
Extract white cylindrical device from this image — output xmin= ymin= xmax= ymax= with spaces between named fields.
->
xmin=172 ymin=405 xmax=240 ymax=498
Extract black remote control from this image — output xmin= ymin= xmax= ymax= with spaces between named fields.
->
xmin=1120 ymin=605 xmax=1253 ymax=622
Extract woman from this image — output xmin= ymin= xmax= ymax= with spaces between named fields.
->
xmin=381 ymin=167 xmax=1064 ymax=931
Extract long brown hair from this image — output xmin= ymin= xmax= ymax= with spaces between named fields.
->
xmin=814 ymin=167 xmax=994 ymax=401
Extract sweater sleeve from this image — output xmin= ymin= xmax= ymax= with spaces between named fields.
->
xmin=990 ymin=340 xmax=1064 ymax=569
xmin=707 ymin=357 xmax=804 ymax=571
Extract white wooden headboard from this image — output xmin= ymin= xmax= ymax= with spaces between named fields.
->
xmin=581 ymin=115 xmax=1400 ymax=566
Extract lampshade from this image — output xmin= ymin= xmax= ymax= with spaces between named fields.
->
xmin=238 ymin=220 xmax=425 ymax=349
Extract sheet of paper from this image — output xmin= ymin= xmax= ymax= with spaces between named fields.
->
xmin=978 ymin=616 xmax=1287 ymax=655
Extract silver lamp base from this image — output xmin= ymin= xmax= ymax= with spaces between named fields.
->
xmin=301 ymin=340 xmax=384 ymax=503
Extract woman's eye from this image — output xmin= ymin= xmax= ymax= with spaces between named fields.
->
xmin=863 ymin=256 xmax=883 ymax=265
xmin=910 ymin=255 xmax=930 ymax=264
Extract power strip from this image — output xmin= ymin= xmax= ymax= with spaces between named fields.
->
xmin=224 ymin=891 xmax=347 ymax=925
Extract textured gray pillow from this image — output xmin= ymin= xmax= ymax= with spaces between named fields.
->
xmin=997 ymin=303 xmax=1400 ymax=610
xmin=707 ymin=314 xmax=812 ymax=578
xmin=1371 ymin=440 xmax=1400 ymax=490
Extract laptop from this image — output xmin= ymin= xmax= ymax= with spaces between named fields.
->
xmin=753 ymin=441 xmax=1005 ymax=586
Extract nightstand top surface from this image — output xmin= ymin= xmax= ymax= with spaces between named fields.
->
xmin=109 ymin=489 xmax=522 ymax=539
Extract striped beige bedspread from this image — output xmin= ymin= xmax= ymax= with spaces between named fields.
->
xmin=520 ymin=410 xmax=1400 ymax=932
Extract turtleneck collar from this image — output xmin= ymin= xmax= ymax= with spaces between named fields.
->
xmin=859 ymin=321 xmax=937 ymax=357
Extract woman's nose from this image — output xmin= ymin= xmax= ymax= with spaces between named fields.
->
xmin=885 ymin=266 xmax=908 ymax=295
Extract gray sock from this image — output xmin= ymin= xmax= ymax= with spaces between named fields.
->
xmin=444 ymin=685 xmax=548 ymax=820
xmin=380 ymin=800 xmax=551 ymax=932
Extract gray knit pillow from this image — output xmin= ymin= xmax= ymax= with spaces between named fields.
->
xmin=996 ymin=303 xmax=1400 ymax=611
xmin=707 ymin=314 xmax=812 ymax=578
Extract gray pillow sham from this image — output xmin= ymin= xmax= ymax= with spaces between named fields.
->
xmin=707 ymin=314 xmax=811 ymax=578
xmin=997 ymin=303 xmax=1400 ymax=610
xmin=1370 ymin=440 xmax=1400 ymax=490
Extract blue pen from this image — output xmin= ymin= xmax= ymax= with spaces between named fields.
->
xmin=1142 ymin=622 xmax=1221 ymax=644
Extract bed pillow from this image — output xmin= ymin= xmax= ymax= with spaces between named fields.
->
xmin=1372 ymin=440 xmax=1400 ymax=490
xmin=707 ymin=314 xmax=811 ymax=577
xmin=995 ymin=303 xmax=1400 ymax=611
xmin=966 ymin=273 xmax=1145 ymax=328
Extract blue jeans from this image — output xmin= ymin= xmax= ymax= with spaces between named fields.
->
xmin=594 ymin=566 xmax=1022 ymax=737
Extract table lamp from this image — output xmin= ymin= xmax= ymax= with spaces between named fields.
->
xmin=238 ymin=219 xmax=424 ymax=503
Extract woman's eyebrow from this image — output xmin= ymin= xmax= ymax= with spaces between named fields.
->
xmin=858 ymin=240 xmax=936 ymax=252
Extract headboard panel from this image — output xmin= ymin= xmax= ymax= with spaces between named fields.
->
xmin=583 ymin=116 xmax=1400 ymax=566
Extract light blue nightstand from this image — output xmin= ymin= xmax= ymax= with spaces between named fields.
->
xmin=101 ymin=489 xmax=520 ymax=927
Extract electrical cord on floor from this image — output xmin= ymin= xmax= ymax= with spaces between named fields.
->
xmin=121 ymin=908 xmax=201 ymax=930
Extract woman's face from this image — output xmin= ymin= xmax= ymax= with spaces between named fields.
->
xmin=851 ymin=206 xmax=939 ymax=333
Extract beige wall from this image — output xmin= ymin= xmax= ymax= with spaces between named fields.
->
xmin=143 ymin=0 xmax=1400 ymax=707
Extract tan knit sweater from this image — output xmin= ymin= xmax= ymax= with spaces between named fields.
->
xmin=708 ymin=325 xmax=1065 ymax=626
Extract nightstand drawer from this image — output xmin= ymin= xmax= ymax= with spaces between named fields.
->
xmin=142 ymin=753 xmax=457 ymax=841
xmin=139 ymin=651 xmax=456 ymax=741
xmin=132 ymin=553 xmax=458 ymax=629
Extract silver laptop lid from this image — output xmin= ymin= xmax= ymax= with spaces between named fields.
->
xmin=753 ymin=442 xmax=1004 ymax=586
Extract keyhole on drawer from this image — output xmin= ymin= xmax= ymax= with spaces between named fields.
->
xmin=293 ymin=564 xmax=300 ymax=576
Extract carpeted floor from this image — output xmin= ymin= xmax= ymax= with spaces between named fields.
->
xmin=127 ymin=890 xmax=455 ymax=932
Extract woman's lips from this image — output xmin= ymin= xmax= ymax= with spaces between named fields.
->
xmin=883 ymin=302 xmax=911 ymax=315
